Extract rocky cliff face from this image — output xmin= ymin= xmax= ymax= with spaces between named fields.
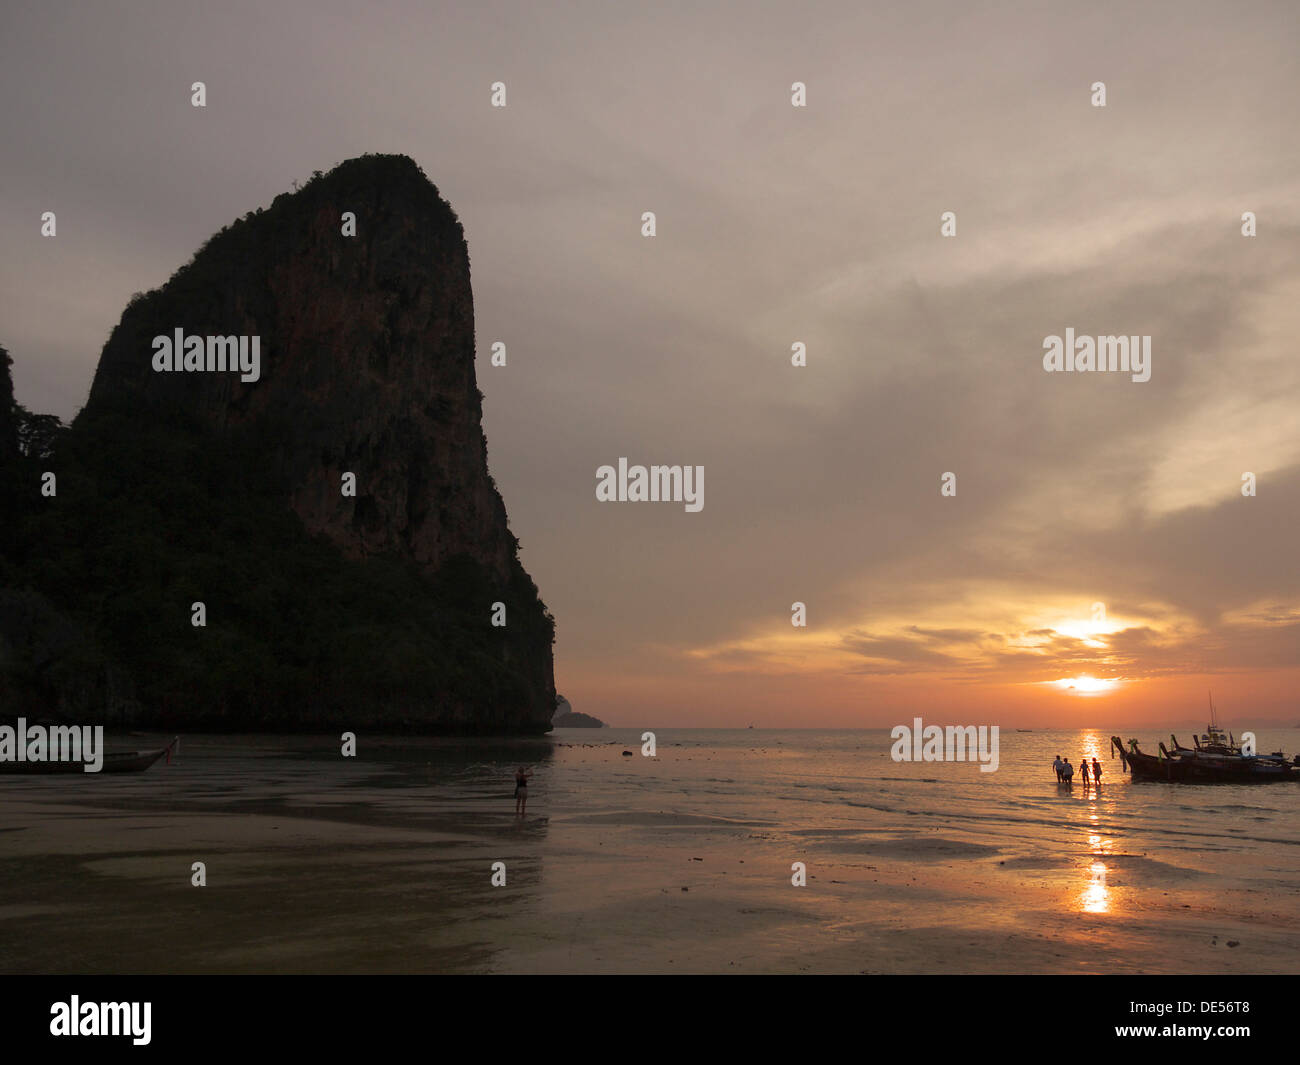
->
xmin=0 ymin=348 xmax=17 ymax=462
xmin=5 ymin=155 xmax=555 ymax=732
xmin=87 ymin=155 xmax=516 ymax=579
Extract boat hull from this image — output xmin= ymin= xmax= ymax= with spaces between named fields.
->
xmin=1124 ymin=750 xmax=1191 ymax=781
xmin=0 ymin=745 xmax=173 ymax=775
xmin=1124 ymin=748 xmax=1298 ymax=783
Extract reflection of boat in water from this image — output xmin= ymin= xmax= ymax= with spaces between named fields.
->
xmin=1111 ymin=707 xmax=1299 ymax=783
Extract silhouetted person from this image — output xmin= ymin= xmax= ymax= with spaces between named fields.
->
xmin=514 ymin=766 xmax=533 ymax=816
xmin=1052 ymin=755 xmax=1064 ymax=782
xmin=1092 ymin=758 xmax=1102 ymax=785
xmin=1061 ymin=759 xmax=1074 ymax=785
xmin=1080 ymin=758 xmax=1090 ymax=784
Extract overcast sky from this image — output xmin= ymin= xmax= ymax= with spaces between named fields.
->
xmin=3 ymin=0 xmax=1298 ymax=726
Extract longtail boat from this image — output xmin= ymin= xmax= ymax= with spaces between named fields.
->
xmin=0 ymin=736 xmax=179 ymax=776
xmin=1110 ymin=728 xmax=1299 ymax=784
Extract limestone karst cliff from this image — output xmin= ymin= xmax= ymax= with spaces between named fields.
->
xmin=0 ymin=155 xmax=556 ymax=732
xmin=0 ymin=348 xmax=17 ymax=461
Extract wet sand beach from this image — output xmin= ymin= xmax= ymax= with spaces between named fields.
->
xmin=2 ymin=729 xmax=1297 ymax=974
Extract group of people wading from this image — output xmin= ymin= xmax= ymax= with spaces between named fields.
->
xmin=1052 ymin=754 xmax=1103 ymax=787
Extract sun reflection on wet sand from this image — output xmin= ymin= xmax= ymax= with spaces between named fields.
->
xmin=1080 ymin=812 xmax=1112 ymax=913
xmin=1082 ymin=859 xmax=1110 ymax=913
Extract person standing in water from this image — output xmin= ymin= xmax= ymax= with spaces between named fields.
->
xmin=1061 ymin=758 xmax=1074 ymax=785
xmin=1080 ymin=757 xmax=1091 ymax=784
xmin=1052 ymin=755 xmax=1063 ymax=781
xmin=1092 ymin=757 xmax=1103 ymax=785
xmin=514 ymin=766 xmax=533 ymax=816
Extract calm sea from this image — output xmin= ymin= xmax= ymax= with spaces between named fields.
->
xmin=544 ymin=726 xmax=1300 ymax=865
xmin=3 ymin=725 xmax=1298 ymax=973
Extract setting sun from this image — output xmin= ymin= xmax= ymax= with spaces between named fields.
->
xmin=1049 ymin=676 xmax=1122 ymax=695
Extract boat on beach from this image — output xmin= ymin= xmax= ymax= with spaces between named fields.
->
xmin=1110 ymin=719 xmax=1299 ymax=784
xmin=0 ymin=736 xmax=179 ymax=775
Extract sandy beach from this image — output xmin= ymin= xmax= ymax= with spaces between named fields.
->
xmin=2 ymin=729 xmax=1297 ymax=974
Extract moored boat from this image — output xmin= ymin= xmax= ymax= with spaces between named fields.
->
xmin=0 ymin=736 xmax=179 ymax=775
xmin=1110 ymin=731 xmax=1300 ymax=784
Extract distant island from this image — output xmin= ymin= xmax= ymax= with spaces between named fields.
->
xmin=553 ymin=711 xmax=606 ymax=728
xmin=552 ymin=695 xmax=604 ymax=728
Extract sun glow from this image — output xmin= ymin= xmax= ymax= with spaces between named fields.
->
xmin=1050 ymin=675 xmax=1122 ymax=695
xmin=1081 ymin=860 xmax=1110 ymax=914
xmin=1053 ymin=614 xmax=1126 ymax=648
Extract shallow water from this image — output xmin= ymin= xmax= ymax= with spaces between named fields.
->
xmin=1 ymin=726 xmax=1297 ymax=973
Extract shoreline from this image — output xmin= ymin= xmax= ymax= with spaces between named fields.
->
xmin=2 ymin=733 xmax=1297 ymax=974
